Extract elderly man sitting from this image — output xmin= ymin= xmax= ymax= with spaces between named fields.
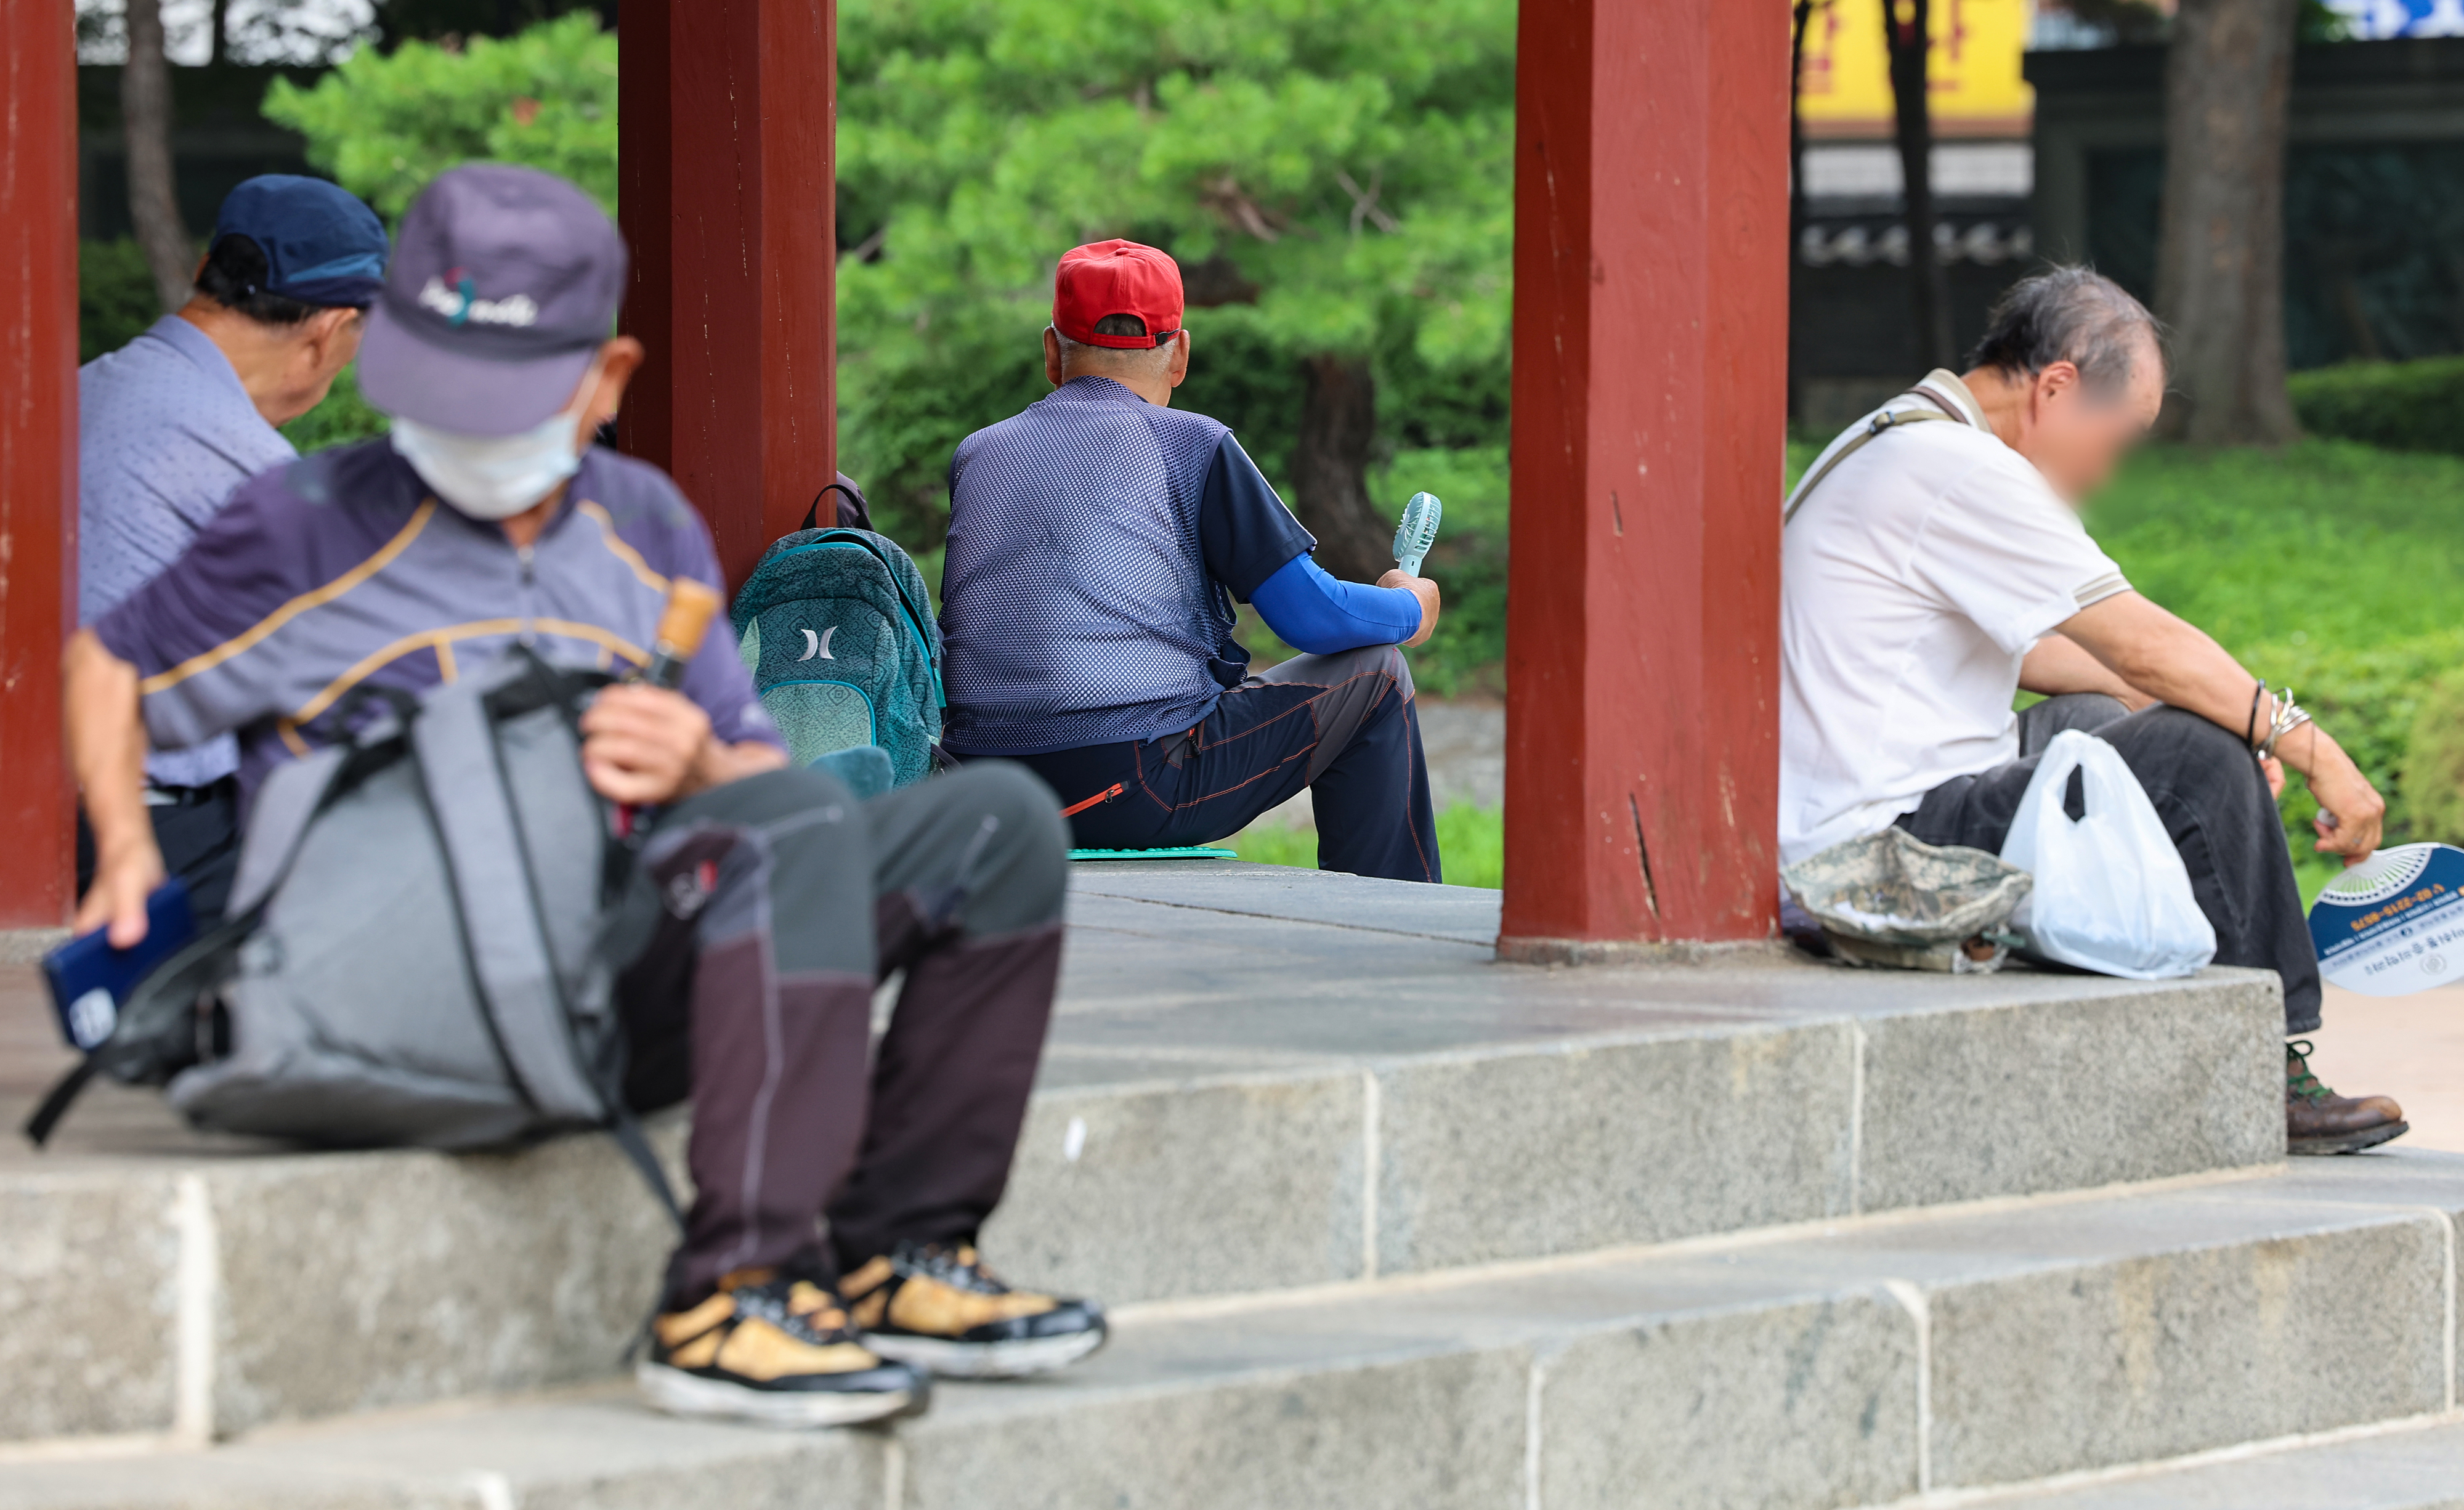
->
xmin=77 ymin=174 xmax=387 ymax=920
xmin=1780 ymin=266 xmax=2404 ymax=1156
xmin=938 ymin=239 xmax=1447 ymax=883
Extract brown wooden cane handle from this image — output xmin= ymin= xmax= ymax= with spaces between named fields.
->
xmin=652 ymin=578 xmax=722 ymax=662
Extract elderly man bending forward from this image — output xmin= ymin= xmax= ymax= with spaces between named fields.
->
xmin=1780 ymin=266 xmax=2404 ymax=1156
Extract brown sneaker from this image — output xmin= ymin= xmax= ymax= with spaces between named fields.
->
xmin=2287 ymin=1040 xmax=2409 ymax=1156
xmin=841 ymin=1241 xmax=1107 ymax=1379
xmin=637 ymin=1268 xmax=929 ymax=1427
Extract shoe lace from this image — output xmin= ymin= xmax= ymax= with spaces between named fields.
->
xmin=896 ymin=1240 xmax=1010 ymax=1295
xmin=2287 ymin=1039 xmax=2336 ymax=1105
xmin=721 ymin=1268 xmax=854 ymax=1342
xmin=785 ymin=1280 xmax=852 ymax=1333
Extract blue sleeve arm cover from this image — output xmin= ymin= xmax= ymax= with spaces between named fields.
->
xmin=1249 ymin=553 xmax=1423 ymax=655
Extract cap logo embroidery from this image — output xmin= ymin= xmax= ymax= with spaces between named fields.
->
xmin=417 ymin=273 xmax=541 ymax=329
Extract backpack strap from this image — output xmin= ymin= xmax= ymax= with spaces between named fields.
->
xmin=413 ymin=674 xmax=608 ymax=1125
xmin=20 ymin=1063 xmax=99 ymax=1148
xmin=225 ymin=744 xmax=354 ymax=917
xmin=607 ymin=1111 xmax=687 ymax=1232
xmin=1782 ymin=390 xmax=1964 ymax=527
xmin=800 ymin=476 xmax=874 ymax=533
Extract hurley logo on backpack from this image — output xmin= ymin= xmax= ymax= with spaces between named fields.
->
xmin=730 ymin=478 xmax=946 ymax=790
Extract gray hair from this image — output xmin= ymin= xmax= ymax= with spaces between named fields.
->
xmin=1964 ymin=266 xmax=2164 ymax=396
xmin=1054 ymin=312 xmax=1180 ymax=380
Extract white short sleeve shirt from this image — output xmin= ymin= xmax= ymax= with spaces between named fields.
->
xmin=1778 ymin=370 xmax=2131 ymax=864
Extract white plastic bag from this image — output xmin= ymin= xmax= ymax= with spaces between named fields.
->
xmin=1998 ymin=729 xmax=2216 ymax=979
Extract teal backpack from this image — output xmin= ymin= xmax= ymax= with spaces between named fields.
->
xmin=731 ymin=487 xmax=944 ymax=790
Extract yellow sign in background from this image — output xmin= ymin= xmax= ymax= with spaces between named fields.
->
xmin=1798 ymin=0 xmax=2036 ymax=138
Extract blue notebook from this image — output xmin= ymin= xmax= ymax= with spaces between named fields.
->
xmin=40 ymin=879 xmax=196 ymax=1053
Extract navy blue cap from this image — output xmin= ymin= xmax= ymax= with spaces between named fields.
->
xmin=357 ymin=164 xmax=628 ymax=437
xmin=211 ymin=174 xmax=389 ymax=307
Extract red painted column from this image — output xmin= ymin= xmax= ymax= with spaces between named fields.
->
xmin=1498 ymin=0 xmax=1791 ymax=958
xmin=618 ymin=0 xmax=837 ymax=588
xmin=0 ymin=6 xmax=80 ymax=927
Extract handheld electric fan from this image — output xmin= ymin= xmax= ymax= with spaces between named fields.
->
xmin=1393 ymin=491 xmax=1443 ymax=577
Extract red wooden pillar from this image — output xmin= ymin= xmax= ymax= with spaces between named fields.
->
xmin=618 ymin=0 xmax=837 ymax=588
xmin=1498 ymin=0 xmax=1791 ymax=959
xmin=0 ymin=4 xmax=80 ymax=927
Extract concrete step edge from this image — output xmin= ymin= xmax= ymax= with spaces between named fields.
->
xmin=1933 ymin=1409 xmax=2464 ymax=1509
xmin=0 ymin=957 xmax=2292 ymax=1443
xmin=5 ymin=1158 xmax=2462 ymax=1508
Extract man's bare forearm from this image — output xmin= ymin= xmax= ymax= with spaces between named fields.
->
xmin=63 ymin=630 xmax=155 ymax=861
xmin=2057 ymin=592 xmax=2266 ymax=736
xmin=2018 ymin=632 xmax=2154 ymax=708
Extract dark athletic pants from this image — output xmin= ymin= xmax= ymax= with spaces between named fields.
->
xmin=1895 ymin=694 xmax=2322 ymax=1034
xmin=76 ymin=778 xmax=241 ymax=924
xmin=1003 ymin=644 xmax=1441 ymax=884
xmin=609 ymin=761 xmax=1071 ymax=1306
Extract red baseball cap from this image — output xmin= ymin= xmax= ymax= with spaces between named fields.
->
xmin=1053 ymin=239 xmax=1183 ymax=349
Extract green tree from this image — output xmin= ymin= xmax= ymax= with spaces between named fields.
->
xmin=835 ymin=0 xmax=1514 ymax=576
xmin=261 ymin=10 xmax=618 ymax=220
xmin=371 ymin=0 xmax=617 ymax=50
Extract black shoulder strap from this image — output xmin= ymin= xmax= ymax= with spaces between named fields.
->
xmin=21 ymin=1061 xmax=101 ymax=1148
xmin=800 ymin=478 xmax=873 ymax=533
xmin=608 ymin=1110 xmax=687 ymax=1233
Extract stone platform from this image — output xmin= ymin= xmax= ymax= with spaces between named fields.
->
xmin=2 ymin=860 xmax=2452 ymax=1508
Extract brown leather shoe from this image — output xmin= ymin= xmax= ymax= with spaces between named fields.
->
xmin=2287 ymin=1039 xmax=2409 ymax=1156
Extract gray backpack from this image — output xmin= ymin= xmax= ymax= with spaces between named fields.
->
xmin=30 ymin=649 xmax=676 ymax=1210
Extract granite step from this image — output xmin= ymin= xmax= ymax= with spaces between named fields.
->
xmin=0 ymin=863 xmax=2286 ymax=1443
xmin=4 ymin=1151 xmax=2459 ymax=1510
xmin=1972 ymin=1417 xmax=2464 ymax=1509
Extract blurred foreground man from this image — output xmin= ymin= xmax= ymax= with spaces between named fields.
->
xmin=1780 ymin=266 xmax=2405 ymax=1155
xmin=66 ymin=165 xmax=1100 ymax=1427
xmin=938 ymin=239 xmax=1448 ymax=882
xmin=78 ymin=174 xmax=387 ymax=920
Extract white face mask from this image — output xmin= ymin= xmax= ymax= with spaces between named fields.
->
xmin=390 ymin=364 xmax=599 ymax=521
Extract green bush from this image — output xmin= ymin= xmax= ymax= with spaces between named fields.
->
xmin=262 ymin=12 xmax=618 ymax=220
xmin=2287 ymin=357 xmax=2464 ymax=457
xmin=2229 ymin=628 xmax=2464 ymax=851
xmin=2403 ymin=670 xmax=2464 ymax=846
xmin=280 ymin=363 xmax=390 ymax=454
xmin=80 ymin=239 xmax=163 ymax=363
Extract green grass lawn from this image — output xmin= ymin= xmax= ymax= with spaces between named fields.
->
xmin=2088 ymin=440 xmax=2464 ymax=653
xmin=1232 ymin=803 xmax=1505 ymax=888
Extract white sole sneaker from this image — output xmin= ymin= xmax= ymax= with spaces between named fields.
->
xmin=636 ymin=1360 xmax=920 ymax=1427
xmin=861 ymin=1323 xmax=1108 ymax=1379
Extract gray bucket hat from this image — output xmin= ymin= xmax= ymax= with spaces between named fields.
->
xmin=357 ymin=163 xmax=628 ymax=437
